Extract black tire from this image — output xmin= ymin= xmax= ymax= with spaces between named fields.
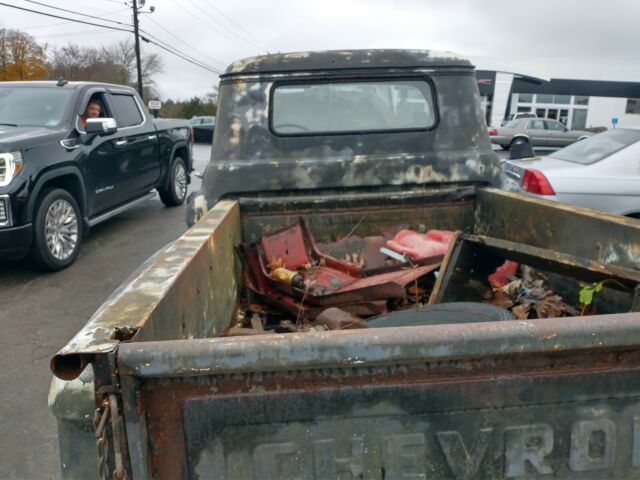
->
xmin=367 ymin=302 xmax=515 ymax=328
xmin=508 ymin=138 xmax=527 ymax=150
xmin=29 ymin=188 xmax=83 ymax=271
xmin=158 ymin=157 xmax=188 ymax=207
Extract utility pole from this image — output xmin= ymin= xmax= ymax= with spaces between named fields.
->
xmin=132 ymin=0 xmax=144 ymax=99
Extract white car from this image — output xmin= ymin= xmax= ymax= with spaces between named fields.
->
xmin=501 ymin=127 xmax=640 ymax=217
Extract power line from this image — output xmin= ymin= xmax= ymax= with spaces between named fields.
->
xmin=0 ymin=1 xmax=222 ymax=76
xmin=18 ymin=0 xmax=132 ymax=27
xmin=189 ymin=1 xmax=267 ymax=53
xmin=0 ymin=2 xmax=134 ymax=33
xmin=32 ymin=29 xmax=121 ymax=38
xmin=141 ymin=35 xmax=222 ymax=75
xmin=168 ymin=0 xmax=258 ymax=56
xmin=17 ymin=8 xmax=129 ymax=30
xmin=143 ymin=16 xmax=228 ymax=69
xmin=202 ymin=0 xmax=271 ymax=52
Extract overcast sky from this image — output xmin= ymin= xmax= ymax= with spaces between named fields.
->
xmin=2 ymin=0 xmax=640 ymax=100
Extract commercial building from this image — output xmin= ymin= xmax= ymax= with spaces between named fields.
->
xmin=477 ymin=70 xmax=640 ymax=129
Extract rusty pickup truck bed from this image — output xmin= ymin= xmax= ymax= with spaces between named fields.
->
xmin=51 ymin=186 xmax=640 ymax=479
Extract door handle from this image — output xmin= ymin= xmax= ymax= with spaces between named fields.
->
xmin=147 ymin=135 xmax=156 ymax=141
xmin=114 ymin=139 xmax=127 ymax=147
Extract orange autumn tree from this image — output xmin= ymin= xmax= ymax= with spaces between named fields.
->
xmin=0 ymin=28 xmax=48 ymax=81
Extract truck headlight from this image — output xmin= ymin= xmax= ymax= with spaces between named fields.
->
xmin=0 ymin=151 xmax=23 ymax=187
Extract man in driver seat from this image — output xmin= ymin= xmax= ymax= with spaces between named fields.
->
xmin=79 ymin=100 xmax=101 ymax=129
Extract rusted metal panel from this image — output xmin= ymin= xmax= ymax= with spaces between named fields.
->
xmin=117 ymin=314 xmax=640 ymax=378
xmin=430 ymin=234 xmax=640 ymax=306
xmin=239 ymin=186 xmax=476 ymax=245
xmin=223 ymin=49 xmax=473 ymax=75
xmin=186 ymin=50 xmax=500 ymax=226
xmin=50 ymin=200 xmax=241 ymax=381
xmin=474 ymin=188 xmax=640 ymax=270
xmin=117 ymin=315 xmax=640 ymax=479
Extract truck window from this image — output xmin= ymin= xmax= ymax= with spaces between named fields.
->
xmin=0 ymin=87 xmax=73 ymax=127
xmin=272 ymin=80 xmax=435 ymax=134
xmin=110 ymin=94 xmax=144 ymax=128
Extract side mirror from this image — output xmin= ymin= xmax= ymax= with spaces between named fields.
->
xmin=85 ymin=118 xmax=117 ymax=136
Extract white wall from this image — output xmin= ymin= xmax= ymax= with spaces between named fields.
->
xmin=489 ymin=72 xmax=514 ymax=127
xmin=586 ymin=97 xmax=640 ymax=128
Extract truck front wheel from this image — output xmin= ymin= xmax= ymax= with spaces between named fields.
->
xmin=30 ymin=188 xmax=83 ymax=271
xmin=159 ymin=157 xmax=187 ymax=207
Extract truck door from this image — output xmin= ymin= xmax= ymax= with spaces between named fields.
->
xmin=106 ymin=92 xmax=160 ymax=201
xmin=80 ymin=91 xmax=127 ymax=215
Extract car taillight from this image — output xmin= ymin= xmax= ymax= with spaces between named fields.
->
xmin=488 ymin=129 xmax=497 ymax=136
xmin=522 ymin=168 xmax=555 ymax=195
xmin=190 ymin=127 xmax=194 ymax=144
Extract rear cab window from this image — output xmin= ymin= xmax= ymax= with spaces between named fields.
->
xmin=110 ymin=93 xmax=144 ymax=128
xmin=271 ymin=79 xmax=436 ymax=135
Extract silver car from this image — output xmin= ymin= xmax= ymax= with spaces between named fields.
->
xmin=501 ymin=127 xmax=640 ymax=217
xmin=490 ymin=118 xmax=592 ymax=150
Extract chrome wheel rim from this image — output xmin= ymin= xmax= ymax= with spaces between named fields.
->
xmin=174 ymin=162 xmax=187 ymax=200
xmin=45 ymin=199 xmax=78 ymax=261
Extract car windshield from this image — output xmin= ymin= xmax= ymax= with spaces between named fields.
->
xmin=0 ymin=87 xmax=74 ymax=127
xmin=550 ymin=128 xmax=640 ymax=164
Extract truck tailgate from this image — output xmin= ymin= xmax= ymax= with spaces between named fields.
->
xmin=117 ymin=314 xmax=640 ymax=479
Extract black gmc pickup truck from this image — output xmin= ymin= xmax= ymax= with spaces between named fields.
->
xmin=0 ymin=81 xmax=192 ymax=270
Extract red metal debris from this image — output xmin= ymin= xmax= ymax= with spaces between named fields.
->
xmin=237 ymin=218 xmax=441 ymax=319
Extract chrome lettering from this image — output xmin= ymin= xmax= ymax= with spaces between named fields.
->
xmin=569 ymin=419 xmax=616 ymax=471
xmin=504 ymin=424 xmax=554 ymax=478
xmin=381 ymin=433 xmax=427 ymax=480
xmin=312 ymin=438 xmax=364 ymax=479
xmin=436 ymin=428 xmax=492 ymax=479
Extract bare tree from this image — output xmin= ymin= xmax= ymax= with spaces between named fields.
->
xmin=49 ymin=39 xmax=162 ymax=93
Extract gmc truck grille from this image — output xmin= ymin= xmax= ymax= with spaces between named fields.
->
xmin=0 ymin=196 xmax=9 ymax=226
xmin=0 ymin=157 xmax=6 ymax=185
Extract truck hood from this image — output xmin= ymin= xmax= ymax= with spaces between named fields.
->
xmin=0 ymin=125 xmax=65 ymax=151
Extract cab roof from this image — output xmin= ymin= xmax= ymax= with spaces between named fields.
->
xmin=0 ymin=80 xmax=136 ymax=92
xmin=224 ymin=49 xmax=473 ymax=76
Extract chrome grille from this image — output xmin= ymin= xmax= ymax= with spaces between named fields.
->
xmin=0 ymin=196 xmax=8 ymax=226
xmin=0 ymin=157 xmax=6 ymax=185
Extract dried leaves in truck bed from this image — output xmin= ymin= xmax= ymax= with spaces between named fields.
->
xmin=486 ymin=270 xmax=579 ymax=319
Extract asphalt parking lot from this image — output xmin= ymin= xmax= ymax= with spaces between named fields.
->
xmin=0 ymin=143 xmax=210 ymax=479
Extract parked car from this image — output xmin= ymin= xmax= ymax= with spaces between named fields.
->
xmin=0 ymin=81 xmax=192 ymax=270
xmin=189 ymin=115 xmax=215 ymax=142
xmin=501 ymin=111 xmax=537 ymax=125
xmin=501 ymin=127 xmax=640 ymax=217
xmin=489 ymin=118 xmax=592 ymax=150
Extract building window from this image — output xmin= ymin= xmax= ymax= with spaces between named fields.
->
xmin=626 ymin=98 xmax=640 ymax=114
xmin=518 ymin=93 xmax=533 ymax=103
xmin=517 ymin=106 xmax=531 ymax=113
xmin=553 ymin=95 xmax=571 ymax=104
xmin=574 ymin=96 xmax=589 ymax=105
xmin=537 ymin=94 xmax=553 ymax=104
xmin=572 ymin=109 xmax=587 ymax=129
